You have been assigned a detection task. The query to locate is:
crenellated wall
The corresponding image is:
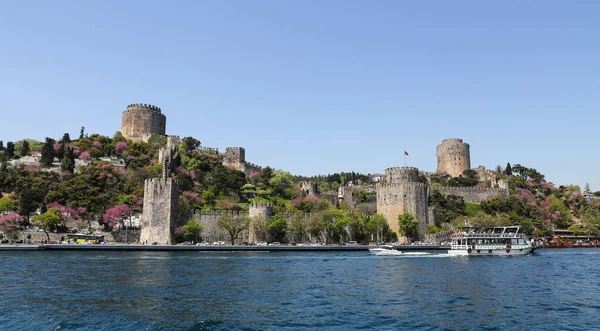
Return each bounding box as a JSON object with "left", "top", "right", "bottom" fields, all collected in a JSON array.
[
  {"left": 121, "top": 103, "right": 166, "bottom": 142},
  {"left": 429, "top": 186, "right": 509, "bottom": 203}
]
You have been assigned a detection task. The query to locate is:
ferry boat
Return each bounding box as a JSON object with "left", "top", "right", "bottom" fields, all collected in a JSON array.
[{"left": 447, "top": 226, "right": 535, "bottom": 256}]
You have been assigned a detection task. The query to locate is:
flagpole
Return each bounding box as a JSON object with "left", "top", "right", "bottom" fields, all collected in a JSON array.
[{"left": 404, "top": 152, "right": 406, "bottom": 167}]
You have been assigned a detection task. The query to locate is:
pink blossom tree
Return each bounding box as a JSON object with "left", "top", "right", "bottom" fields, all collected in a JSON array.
[
  {"left": 115, "top": 142, "right": 128, "bottom": 155},
  {"left": 0, "top": 213, "right": 25, "bottom": 239},
  {"left": 46, "top": 202, "right": 88, "bottom": 231},
  {"left": 79, "top": 150, "right": 91, "bottom": 161},
  {"left": 103, "top": 205, "right": 133, "bottom": 242}
]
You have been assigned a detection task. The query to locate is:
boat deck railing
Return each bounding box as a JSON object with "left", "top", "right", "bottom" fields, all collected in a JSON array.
[
  {"left": 451, "top": 244, "right": 531, "bottom": 251},
  {"left": 453, "top": 232, "right": 523, "bottom": 238}
]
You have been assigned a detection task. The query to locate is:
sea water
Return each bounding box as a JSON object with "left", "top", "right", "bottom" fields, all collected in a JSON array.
[{"left": 0, "top": 249, "right": 598, "bottom": 330}]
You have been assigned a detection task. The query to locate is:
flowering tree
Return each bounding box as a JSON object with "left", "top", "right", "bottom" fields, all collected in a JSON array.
[
  {"left": 79, "top": 150, "right": 91, "bottom": 161},
  {"left": 0, "top": 213, "right": 25, "bottom": 238},
  {"left": 103, "top": 205, "right": 132, "bottom": 242},
  {"left": 115, "top": 142, "right": 128, "bottom": 155},
  {"left": 46, "top": 202, "right": 88, "bottom": 231}
]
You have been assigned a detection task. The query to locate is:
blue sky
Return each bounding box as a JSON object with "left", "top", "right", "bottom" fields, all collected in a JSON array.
[{"left": 1, "top": 1, "right": 598, "bottom": 190}]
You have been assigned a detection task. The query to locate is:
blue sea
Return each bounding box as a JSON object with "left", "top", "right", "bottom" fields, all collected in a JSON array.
[{"left": 0, "top": 249, "right": 599, "bottom": 330}]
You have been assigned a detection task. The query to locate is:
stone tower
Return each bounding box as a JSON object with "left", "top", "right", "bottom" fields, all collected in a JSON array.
[
  {"left": 248, "top": 203, "right": 273, "bottom": 243},
  {"left": 121, "top": 103, "right": 166, "bottom": 142},
  {"left": 223, "top": 147, "right": 245, "bottom": 170},
  {"left": 376, "top": 167, "right": 429, "bottom": 238},
  {"left": 436, "top": 138, "right": 471, "bottom": 177},
  {"left": 301, "top": 182, "right": 318, "bottom": 196},
  {"left": 140, "top": 161, "right": 179, "bottom": 245},
  {"left": 158, "top": 135, "right": 180, "bottom": 172}
]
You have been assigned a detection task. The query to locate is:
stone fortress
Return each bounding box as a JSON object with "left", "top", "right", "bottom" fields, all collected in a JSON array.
[
  {"left": 121, "top": 104, "right": 166, "bottom": 142},
  {"left": 125, "top": 104, "right": 505, "bottom": 244},
  {"left": 121, "top": 103, "right": 260, "bottom": 176},
  {"left": 376, "top": 138, "right": 509, "bottom": 238}
]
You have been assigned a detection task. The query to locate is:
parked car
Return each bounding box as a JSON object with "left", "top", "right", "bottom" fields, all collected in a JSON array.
[
  {"left": 269, "top": 242, "right": 281, "bottom": 246},
  {"left": 345, "top": 241, "right": 357, "bottom": 246},
  {"left": 257, "top": 241, "right": 268, "bottom": 246},
  {"left": 196, "top": 242, "right": 209, "bottom": 246}
]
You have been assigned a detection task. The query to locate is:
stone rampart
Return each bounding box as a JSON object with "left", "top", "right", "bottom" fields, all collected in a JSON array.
[
  {"left": 192, "top": 210, "right": 250, "bottom": 243},
  {"left": 430, "top": 186, "right": 509, "bottom": 203}
]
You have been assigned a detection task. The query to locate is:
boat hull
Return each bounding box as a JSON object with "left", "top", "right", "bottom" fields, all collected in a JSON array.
[{"left": 447, "top": 247, "right": 533, "bottom": 256}]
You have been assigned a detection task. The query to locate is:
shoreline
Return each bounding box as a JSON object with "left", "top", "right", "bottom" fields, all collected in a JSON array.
[{"left": 0, "top": 244, "right": 444, "bottom": 252}]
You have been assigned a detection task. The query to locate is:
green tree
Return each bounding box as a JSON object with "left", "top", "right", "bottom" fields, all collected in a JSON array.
[
  {"left": 61, "top": 147, "right": 76, "bottom": 173},
  {"left": 504, "top": 162, "right": 512, "bottom": 176},
  {"left": 79, "top": 126, "right": 85, "bottom": 139},
  {"left": 308, "top": 209, "right": 343, "bottom": 244},
  {"left": 270, "top": 170, "right": 294, "bottom": 198},
  {"left": 40, "top": 137, "right": 56, "bottom": 167},
  {"left": 0, "top": 140, "right": 3, "bottom": 150},
  {"left": 217, "top": 214, "right": 250, "bottom": 245},
  {"left": 288, "top": 212, "right": 308, "bottom": 243},
  {"left": 254, "top": 166, "right": 274, "bottom": 190},
  {"left": 181, "top": 137, "right": 201, "bottom": 153},
  {"left": 19, "top": 140, "right": 30, "bottom": 157},
  {"left": 17, "top": 183, "right": 36, "bottom": 222},
  {"left": 182, "top": 219, "right": 204, "bottom": 243},
  {"left": 5, "top": 142, "right": 14, "bottom": 159},
  {"left": 61, "top": 133, "right": 71, "bottom": 144},
  {"left": 397, "top": 212, "right": 419, "bottom": 241},
  {"left": 366, "top": 214, "right": 389, "bottom": 242},
  {"left": 201, "top": 190, "right": 217, "bottom": 209},
  {"left": 32, "top": 208, "right": 62, "bottom": 241},
  {"left": 0, "top": 196, "right": 15, "bottom": 214},
  {"left": 429, "top": 191, "right": 466, "bottom": 224},
  {"left": 267, "top": 213, "right": 288, "bottom": 242}
]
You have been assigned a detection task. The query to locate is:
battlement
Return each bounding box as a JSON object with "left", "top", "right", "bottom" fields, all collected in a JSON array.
[
  {"left": 437, "top": 138, "right": 470, "bottom": 149},
  {"left": 126, "top": 103, "right": 162, "bottom": 113},
  {"left": 430, "top": 186, "right": 508, "bottom": 193},
  {"left": 385, "top": 166, "right": 419, "bottom": 172},
  {"left": 377, "top": 182, "right": 428, "bottom": 189},
  {"left": 197, "top": 146, "right": 219, "bottom": 153},
  {"left": 250, "top": 203, "right": 272, "bottom": 208},
  {"left": 225, "top": 147, "right": 245, "bottom": 152},
  {"left": 197, "top": 210, "right": 249, "bottom": 216}
]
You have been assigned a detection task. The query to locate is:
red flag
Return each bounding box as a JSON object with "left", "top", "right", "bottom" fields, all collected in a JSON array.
[{"left": 404, "top": 151, "right": 409, "bottom": 156}]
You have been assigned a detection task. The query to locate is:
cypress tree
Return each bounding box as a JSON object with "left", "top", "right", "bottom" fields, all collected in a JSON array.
[
  {"left": 5, "top": 142, "right": 14, "bottom": 159},
  {"left": 505, "top": 162, "right": 512, "bottom": 176},
  {"left": 0, "top": 140, "right": 4, "bottom": 150},
  {"left": 79, "top": 126, "right": 85, "bottom": 140},
  {"left": 19, "top": 141, "right": 30, "bottom": 157},
  {"left": 61, "top": 147, "right": 76, "bottom": 173},
  {"left": 40, "top": 137, "right": 56, "bottom": 167}
]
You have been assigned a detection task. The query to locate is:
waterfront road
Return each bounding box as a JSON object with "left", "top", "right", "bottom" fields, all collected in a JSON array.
[{"left": 0, "top": 244, "right": 447, "bottom": 252}]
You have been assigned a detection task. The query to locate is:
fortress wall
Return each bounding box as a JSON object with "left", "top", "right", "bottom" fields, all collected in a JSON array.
[
  {"left": 192, "top": 210, "right": 250, "bottom": 243},
  {"left": 430, "top": 186, "right": 509, "bottom": 203}
]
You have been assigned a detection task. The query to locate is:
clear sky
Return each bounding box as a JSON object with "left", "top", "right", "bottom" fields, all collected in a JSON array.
[{"left": 1, "top": 1, "right": 598, "bottom": 190}]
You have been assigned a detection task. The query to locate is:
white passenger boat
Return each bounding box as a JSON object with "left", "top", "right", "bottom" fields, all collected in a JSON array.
[
  {"left": 447, "top": 226, "right": 535, "bottom": 256},
  {"left": 369, "top": 245, "right": 404, "bottom": 256}
]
